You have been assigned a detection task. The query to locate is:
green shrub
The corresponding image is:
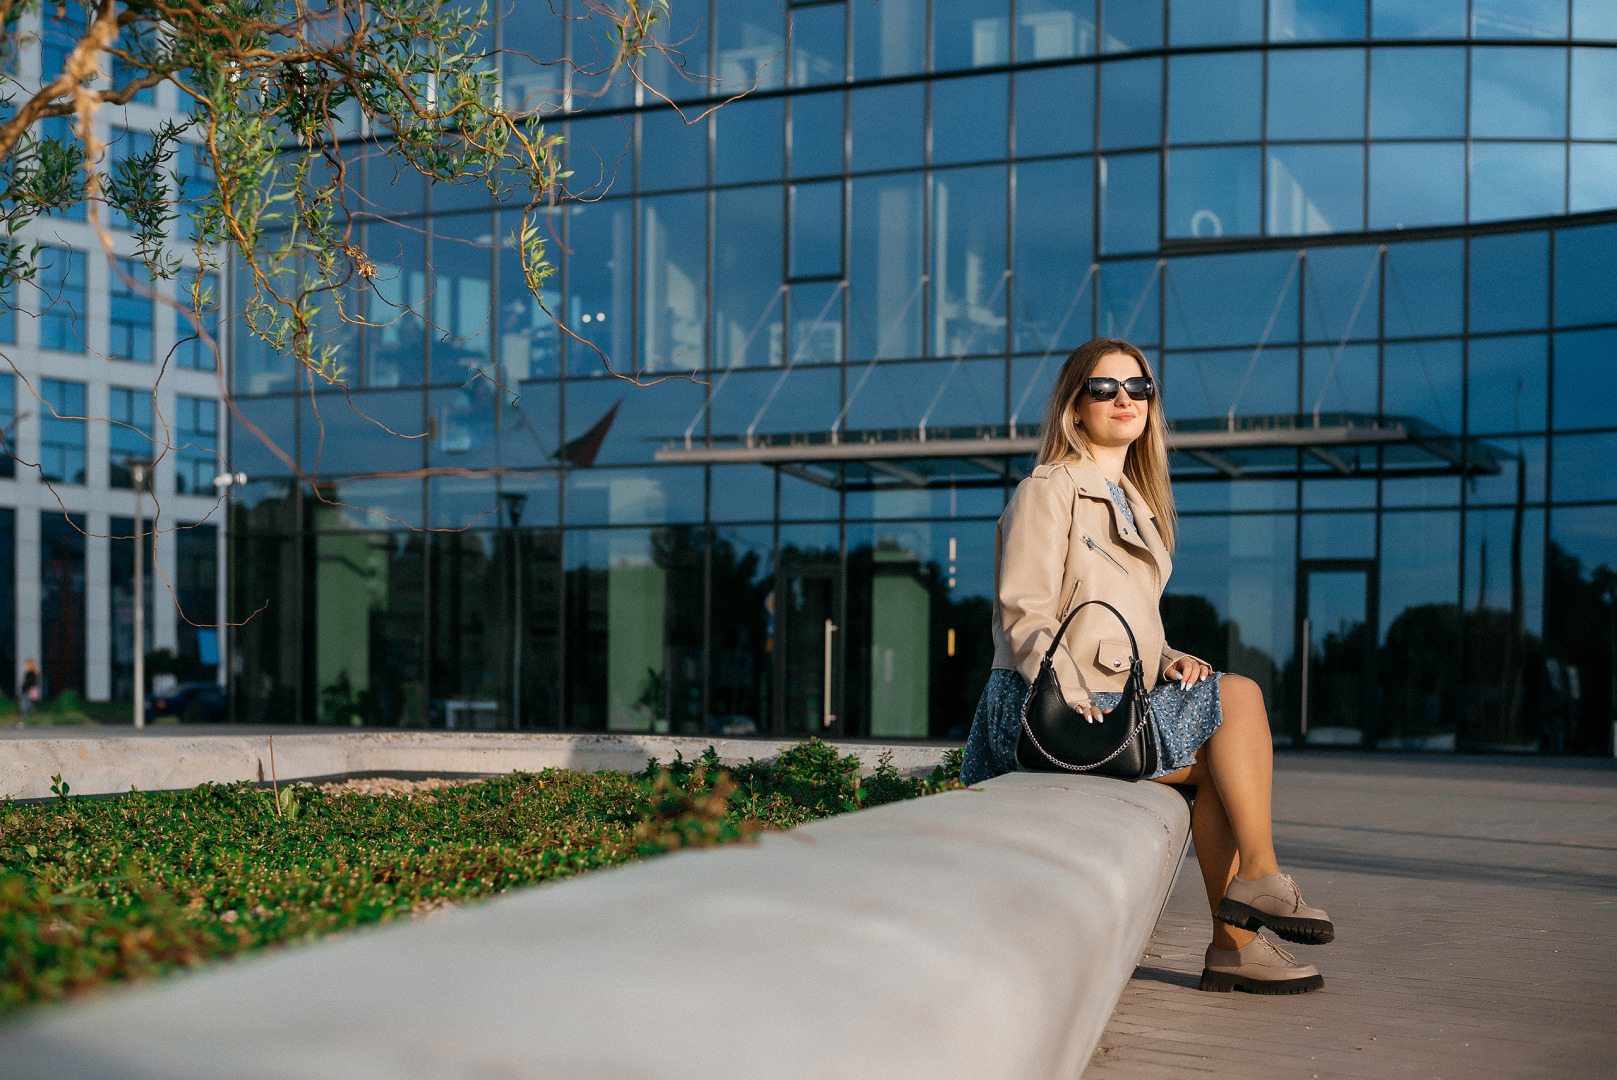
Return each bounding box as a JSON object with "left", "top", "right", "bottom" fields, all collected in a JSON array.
[{"left": 0, "top": 740, "right": 959, "bottom": 1014}]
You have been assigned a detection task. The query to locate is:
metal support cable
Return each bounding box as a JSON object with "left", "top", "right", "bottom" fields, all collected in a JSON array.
[
  {"left": 682, "top": 283, "right": 788, "bottom": 448},
  {"left": 1009, "top": 263, "right": 1098, "bottom": 429},
  {"left": 1226, "top": 250, "right": 1303, "bottom": 429},
  {"left": 744, "top": 281, "right": 847, "bottom": 444},
  {"left": 918, "top": 269, "right": 1011, "bottom": 438},
  {"left": 1311, "top": 246, "right": 1384, "bottom": 426},
  {"left": 831, "top": 274, "right": 929, "bottom": 439}
]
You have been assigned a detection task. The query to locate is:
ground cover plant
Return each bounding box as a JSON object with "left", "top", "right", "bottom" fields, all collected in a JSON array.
[{"left": 0, "top": 741, "right": 961, "bottom": 1015}]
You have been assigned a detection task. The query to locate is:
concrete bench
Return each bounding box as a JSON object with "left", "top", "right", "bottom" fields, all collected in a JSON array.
[{"left": 0, "top": 771, "right": 1191, "bottom": 1080}]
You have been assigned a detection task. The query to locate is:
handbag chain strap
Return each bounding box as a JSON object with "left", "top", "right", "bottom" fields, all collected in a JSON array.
[{"left": 1018, "top": 599, "right": 1156, "bottom": 773}]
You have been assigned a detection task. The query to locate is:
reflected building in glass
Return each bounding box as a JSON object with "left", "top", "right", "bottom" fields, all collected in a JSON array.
[{"left": 229, "top": 0, "right": 1617, "bottom": 754}]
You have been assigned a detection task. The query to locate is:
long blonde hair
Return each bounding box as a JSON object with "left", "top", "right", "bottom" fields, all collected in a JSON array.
[{"left": 1036, "top": 337, "right": 1177, "bottom": 552}]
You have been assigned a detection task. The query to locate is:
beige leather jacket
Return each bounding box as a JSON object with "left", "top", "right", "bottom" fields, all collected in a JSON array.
[{"left": 991, "top": 456, "right": 1198, "bottom": 707}]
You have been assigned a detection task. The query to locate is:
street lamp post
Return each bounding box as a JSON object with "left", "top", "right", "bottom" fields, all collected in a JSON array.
[
  {"left": 212, "top": 471, "right": 248, "bottom": 715},
  {"left": 498, "top": 492, "right": 527, "bottom": 730},
  {"left": 127, "top": 459, "right": 152, "bottom": 729}
]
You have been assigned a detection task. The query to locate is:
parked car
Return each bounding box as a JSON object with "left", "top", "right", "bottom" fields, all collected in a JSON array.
[{"left": 147, "top": 682, "right": 227, "bottom": 723}]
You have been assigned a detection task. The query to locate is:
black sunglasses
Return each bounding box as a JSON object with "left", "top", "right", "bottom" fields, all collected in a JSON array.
[{"left": 1083, "top": 376, "right": 1156, "bottom": 403}]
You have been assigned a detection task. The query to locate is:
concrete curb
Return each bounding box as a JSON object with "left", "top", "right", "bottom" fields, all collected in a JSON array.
[
  {"left": 0, "top": 772, "right": 1191, "bottom": 1080},
  {"left": 0, "top": 731, "right": 959, "bottom": 801}
]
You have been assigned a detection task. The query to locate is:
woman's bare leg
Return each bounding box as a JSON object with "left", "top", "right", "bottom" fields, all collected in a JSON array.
[
  {"left": 1198, "top": 674, "right": 1280, "bottom": 879},
  {"left": 1184, "top": 761, "right": 1257, "bottom": 950}
]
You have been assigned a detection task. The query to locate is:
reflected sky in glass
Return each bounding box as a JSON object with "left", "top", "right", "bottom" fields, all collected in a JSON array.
[
  {"left": 1012, "top": 157, "right": 1093, "bottom": 355},
  {"left": 1552, "top": 328, "right": 1617, "bottom": 432},
  {"left": 1573, "top": 0, "right": 1617, "bottom": 39},
  {"left": 1102, "top": 0, "right": 1162, "bottom": 52},
  {"left": 790, "top": 181, "right": 843, "bottom": 279},
  {"left": 1555, "top": 223, "right": 1617, "bottom": 327},
  {"left": 1165, "top": 250, "right": 1299, "bottom": 349},
  {"left": 1369, "top": 142, "right": 1465, "bottom": 229},
  {"left": 790, "top": 91, "right": 845, "bottom": 178},
  {"left": 1471, "top": 47, "right": 1566, "bottom": 138},
  {"left": 1469, "top": 142, "right": 1565, "bottom": 223},
  {"left": 1380, "top": 337, "right": 1459, "bottom": 431},
  {"left": 1371, "top": 0, "right": 1466, "bottom": 38},
  {"left": 1470, "top": 231, "right": 1549, "bottom": 333},
  {"left": 1469, "top": 334, "right": 1548, "bottom": 434},
  {"left": 1551, "top": 433, "right": 1617, "bottom": 501},
  {"left": 1015, "top": 66, "right": 1095, "bottom": 157},
  {"left": 1268, "top": 145, "right": 1364, "bottom": 235},
  {"left": 1370, "top": 47, "right": 1466, "bottom": 138},
  {"left": 1099, "top": 152, "right": 1159, "bottom": 254},
  {"left": 1383, "top": 239, "right": 1464, "bottom": 337},
  {"left": 715, "top": 97, "right": 784, "bottom": 184},
  {"left": 1167, "top": 146, "right": 1262, "bottom": 238},
  {"left": 1271, "top": 0, "right": 1368, "bottom": 41},
  {"left": 1470, "top": 0, "right": 1567, "bottom": 39},
  {"left": 638, "top": 108, "right": 706, "bottom": 192},
  {"left": 1303, "top": 245, "right": 1383, "bottom": 341},
  {"left": 850, "top": 83, "right": 925, "bottom": 172},
  {"left": 932, "top": 73, "right": 1008, "bottom": 165},
  {"left": 1169, "top": 52, "right": 1262, "bottom": 144},
  {"left": 1268, "top": 49, "right": 1365, "bottom": 141},
  {"left": 1170, "top": 0, "right": 1262, "bottom": 46},
  {"left": 933, "top": 0, "right": 1008, "bottom": 70},
  {"left": 1570, "top": 48, "right": 1617, "bottom": 139},
  {"left": 717, "top": 0, "right": 786, "bottom": 91},
  {"left": 1099, "top": 56, "right": 1161, "bottom": 150},
  {"left": 715, "top": 186, "right": 784, "bottom": 369}
]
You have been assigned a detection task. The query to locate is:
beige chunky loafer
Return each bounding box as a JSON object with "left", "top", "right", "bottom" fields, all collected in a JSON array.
[
  {"left": 1199, "top": 935, "right": 1324, "bottom": 995},
  {"left": 1215, "top": 870, "right": 1335, "bottom": 944}
]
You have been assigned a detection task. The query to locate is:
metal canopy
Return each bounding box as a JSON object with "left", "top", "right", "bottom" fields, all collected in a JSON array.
[{"left": 652, "top": 413, "right": 1508, "bottom": 491}]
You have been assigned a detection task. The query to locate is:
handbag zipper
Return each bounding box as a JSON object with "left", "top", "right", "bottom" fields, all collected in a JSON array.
[{"left": 1083, "top": 535, "right": 1129, "bottom": 574}]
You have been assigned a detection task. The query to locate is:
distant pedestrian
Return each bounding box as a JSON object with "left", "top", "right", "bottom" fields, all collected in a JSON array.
[
  {"left": 18, "top": 658, "right": 40, "bottom": 717},
  {"left": 963, "top": 338, "right": 1334, "bottom": 995}
]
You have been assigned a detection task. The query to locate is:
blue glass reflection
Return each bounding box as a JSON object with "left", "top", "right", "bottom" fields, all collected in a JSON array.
[
  {"left": 1267, "top": 49, "right": 1366, "bottom": 141},
  {"left": 1166, "top": 251, "right": 1300, "bottom": 349},
  {"left": 844, "top": 357, "right": 1005, "bottom": 431},
  {"left": 1098, "top": 260, "right": 1160, "bottom": 343},
  {"left": 565, "top": 466, "right": 705, "bottom": 525},
  {"left": 1303, "top": 477, "right": 1376, "bottom": 509},
  {"left": 1305, "top": 343, "right": 1379, "bottom": 416},
  {"left": 1018, "top": 0, "right": 1097, "bottom": 60},
  {"left": 715, "top": 97, "right": 785, "bottom": 184},
  {"left": 429, "top": 212, "right": 495, "bottom": 386},
  {"left": 1170, "top": 0, "right": 1263, "bottom": 46},
  {"left": 1554, "top": 222, "right": 1617, "bottom": 327},
  {"left": 1015, "top": 67, "right": 1094, "bottom": 157},
  {"left": 1013, "top": 157, "right": 1094, "bottom": 355},
  {"left": 790, "top": 181, "right": 843, "bottom": 279},
  {"left": 1384, "top": 239, "right": 1464, "bottom": 338},
  {"left": 498, "top": 210, "right": 560, "bottom": 381},
  {"left": 638, "top": 108, "right": 707, "bottom": 192},
  {"left": 1469, "top": 334, "right": 1548, "bottom": 434},
  {"left": 1378, "top": 513, "right": 1458, "bottom": 648},
  {"left": 1553, "top": 329, "right": 1617, "bottom": 432},
  {"left": 933, "top": 73, "right": 1008, "bottom": 166},
  {"left": 1162, "top": 348, "right": 1298, "bottom": 420},
  {"left": 498, "top": 379, "right": 561, "bottom": 470},
  {"left": 364, "top": 220, "right": 427, "bottom": 388},
  {"left": 638, "top": 0, "right": 711, "bottom": 104},
  {"left": 565, "top": 377, "right": 705, "bottom": 467},
  {"left": 1100, "top": 57, "right": 1161, "bottom": 151},
  {"left": 716, "top": 186, "right": 785, "bottom": 369},
  {"left": 1167, "top": 147, "right": 1262, "bottom": 239},
  {"left": 230, "top": 397, "right": 296, "bottom": 476},
  {"left": 709, "top": 464, "right": 775, "bottom": 522},
  {"left": 853, "top": 0, "right": 924, "bottom": 79},
  {"left": 1268, "top": 145, "right": 1365, "bottom": 235},
  {"left": 1470, "top": 232, "right": 1549, "bottom": 333},
  {"left": 565, "top": 199, "right": 633, "bottom": 376},
  {"left": 429, "top": 383, "right": 498, "bottom": 469},
  {"left": 1470, "top": 0, "right": 1567, "bottom": 39},
  {"left": 789, "top": 0, "right": 844, "bottom": 87},
  {"left": 1380, "top": 338, "right": 1460, "bottom": 431},
  {"left": 1370, "top": 47, "right": 1466, "bottom": 138},
  {"left": 1303, "top": 246, "right": 1383, "bottom": 342},
  {"left": 1469, "top": 143, "right": 1565, "bottom": 223},
  {"left": 1467, "top": 438, "right": 1545, "bottom": 504},
  {"left": 566, "top": 116, "right": 634, "bottom": 198},
  {"left": 791, "top": 91, "right": 845, "bottom": 178},
  {"left": 1570, "top": 48, "right": 1617, "bottom": 139},
  {"left": 498, "top": 0, "right": 564, "bottom": 113},
  {"left": 850, "top": 83, "right": 925, "bottom": 173},
  {"left": 711, "top": 365, "right": 842, "bottom": 438},
  {"left": 789, "top": 281, "right": 845, "bottom": 365},
  {"left": 934, "top": 0, "right": 1008, "bottom": 70},
  {"left": 1099, "top": 152, "right": 1159, "bottom": 255},
  {"left": 1302, "top": 512, "right": 1375, "bottom": 557},
  {"left": 1102, "top": 0, "right": 1162, "bottom": 51},
  {"left": 302, "top": 391, "right": 425, "bottom": 476},
  {"left": 1570, "top": 142, "right": 1617, "bottom": 214},
  {"left": 931, "top": 167, "right": 1008, "bottom": 358},
  {"left": 641, "top": 193, "right": 707, "bottom": 374},
  {"left": 1471, "top": 47, "right": 1567, "bottom": 138},
  {"left": 1369, "top": 143, "right": 1465, "bottom": 229},
  {"left": 849, "top": 173, "right": 924, "bottom": 360},
  {"left": 1552, "top": 433, "right": 1617, "bottom": 502},
  {"left": 1271, "top": 0, "right": 1368, "bottom": 40},
  {"left": 1370, "top": 0, "right": 1466, "bottom": 38},
  {"left": 1573, "top": 0, "right": 1617, "bottom": 40},
  {"left": 1168, "top": 53, "right": 1262, "bottom": 144},
  {"left": 717, "top": 0, "right": 787, "bottom": 91}
]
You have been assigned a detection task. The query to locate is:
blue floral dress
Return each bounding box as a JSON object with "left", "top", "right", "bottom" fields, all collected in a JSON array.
[{"left": 962, "top": 480, "right": 1224, "bottom": 786}]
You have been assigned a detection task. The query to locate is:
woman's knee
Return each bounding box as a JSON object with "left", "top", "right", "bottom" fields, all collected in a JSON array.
[{"left": 1218, "top": 673, "right": 1264, "bottom": 713}]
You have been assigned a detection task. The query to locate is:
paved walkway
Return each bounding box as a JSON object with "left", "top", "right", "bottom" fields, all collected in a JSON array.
[{"left": 1089, "top": 752, "right": 1617, "bottom": 1080}]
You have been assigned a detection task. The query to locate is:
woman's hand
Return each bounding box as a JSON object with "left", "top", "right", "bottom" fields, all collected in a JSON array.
[
  {"left": 1165, "top": 656, "right": 1214, "bottom": 690},
  {"left": 1080, "top": 701, "right": 1112, "bottom": 724}
]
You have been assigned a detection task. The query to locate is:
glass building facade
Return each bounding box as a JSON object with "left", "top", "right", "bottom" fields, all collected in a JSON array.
[{"left": 229, "top": 1, "right": 1617, "bottom": 754}]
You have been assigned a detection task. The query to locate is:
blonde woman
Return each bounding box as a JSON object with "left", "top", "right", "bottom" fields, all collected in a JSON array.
[{"left": 962, "top": 337, "right": 1333, "bottom": 995}]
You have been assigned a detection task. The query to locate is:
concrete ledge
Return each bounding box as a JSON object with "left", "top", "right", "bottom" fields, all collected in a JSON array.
[
  {"left": 0, "top": 771, "right": 1190, "bottom": 1080},
  {"left": 0, "top": 731, "right": 958, "bottom": 801}
]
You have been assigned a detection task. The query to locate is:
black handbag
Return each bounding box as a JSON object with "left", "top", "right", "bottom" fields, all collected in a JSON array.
[{"left": 1015, "top": 599, "right": 1158, "bottom": 781}]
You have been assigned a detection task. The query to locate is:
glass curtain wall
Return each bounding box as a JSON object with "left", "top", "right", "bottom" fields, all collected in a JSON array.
[{"left": 227, "top": 1, "right": 1617, "bottom": 753}]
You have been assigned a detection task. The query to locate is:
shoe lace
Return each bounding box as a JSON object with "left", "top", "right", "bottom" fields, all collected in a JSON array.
[
  {"left": 1259, "top": 936, "right": 1298, "bottom": 965},
  {"left": 1279, "top": 873, "right": 1302, "bottom": 912}
]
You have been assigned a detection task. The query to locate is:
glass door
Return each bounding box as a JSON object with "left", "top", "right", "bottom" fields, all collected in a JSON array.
[
  {"left": 775, "top": 569, "right": 841, "bottom": 736},
  {"left": 1299, "top": 562, "right": 1376, "bottom": 747}
]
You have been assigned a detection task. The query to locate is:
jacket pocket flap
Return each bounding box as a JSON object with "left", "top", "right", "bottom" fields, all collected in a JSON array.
[{"left": 1095, "top": 637, "right": 1134, "bottom": 673}]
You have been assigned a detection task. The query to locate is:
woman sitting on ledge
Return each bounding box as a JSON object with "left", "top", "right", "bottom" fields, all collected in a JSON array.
[{"left": 962, "top": 336, "right": 1334, "bottom": 996}]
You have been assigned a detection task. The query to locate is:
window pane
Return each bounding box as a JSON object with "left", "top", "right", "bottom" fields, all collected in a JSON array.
[
  {"left": 1553, "top": 432, "right": 1617, "bottom": 501},
  {"left": 230, "top": 397, "right": 296, "bottom": 478},
  {"left": 1302, "top": 511, "right": 1375, "bottom": 557},
  {"left": 566, "top": 116, "right": 633, "bottom": 199},
  {"left": 1385, "top": 338, "right": 1461, "bottom": 431},
  {"left": 1553, "top": 328, "right": 1617, "bottom": 432},
  {"left": 1545, "top": 505, "right": 1617, "bottom": 751},
  {"left": 500, "top": 0, "right": 563, "bottom": 112},
  {"left": 1369, "top": 142, "right": 1465, "bottom": 229},
  {"left": 638, "top": 108, "right": 707, "bottom": 192},
  {"left": 1099, "top": 56, "right": 1161, "bottom": 151},
  {"left": 1472, "top": 46, "right": 1567, "bottom": 138},
  {"left": 931, "top": 167, "right": 1007, "bottom": 358},
  {"left": 641, "top": 193, "right": 707, "bottom": 374},
  {"left": 1469, "top": 142, "right": 1565, "bottom": 223},
  {"left": 1378, "top": 511, "right": 1460, "bottom": 744},
  {"left": 715, "top": 96, "right": 784, "bottom": 184},
  {"left": 639, "top": 0, "right": 710, "bottom": 104},
  {"left": 1013, "top": 157, "right": 1094, "bottom": 355},
  {"left": 789, "top": 180, "right": 842, "bottom": 279},
  {"left": 1102, "top": 1, "right": 1161, "bottom": 51},
  {"left": 364, "top": 221, "right": 427, "bottom": 387},
  {"left": 40, "top": 512, "right": 86, "bottom": 697},
  {"left": 1018, "top": 0, "right": 1097, "bottom": 60},
  {"left": 1015, "top": 66, "right": 1094, "bottom": 157},
  {"left": 852, "top": 0, "right": 924, "bottom": 78},
  {"left": 497, "top": 210, "right": 560, "bottom": 381},
  {"left": 1470, "top": 231, "right": 1549, "bottom": 333},
  {"left": 1267, "top": 48, "right": 1365, "bottom": 140},
  {"left": 1168, "top": 52, "right": 1262, "bottom": 144},
  {"left": 790, "top": 90, "right": 845, "bottom": 178},
  {"left": 1098, "top": 260, "right": 1160, "bottom": 343},
  {"left": 1166, "top": 251, "right": 1299, "bottom": 349},
  {"left": 1555, "top": 222, "right": 1617, "bottom": 327},
  {"left": 849, "top": 173, "right": 924, "bottom": 361},
  {"left": 1370, "top": 47, "right": 1466, "bottom": 137},
  {"left": 1569, "top": 144, "right": 1617, "bottom": 213},
  {"left": 850, "top": 82, "right": 924, "bottom": 172},
  {"left": 932, "top": 73, "right": 1008, "bottom": 166},
  {"left": 1469, "top": 334, "right": 1548, "bottom": 434},
  {"left": 429, "top": 212, "right": 494, "bottom": 385},
  {"left": 1470, "top": 0, "right": 1567, "bottom": 38},
  {"left": 1267, "top": 144, "right": 1364, "bottom": 235},
  {"left": 1271, "top": 0, "right": 1368, "bottom": 40},
  {"left": 789, "top": 0, "right": 844, "bottom": 87},
  {"left": 302, "top": 391, "right": 423, "bottom": 478},
  {"left": 1468, "top": 435, "right": 1545, "bottom": 503},
  {"left": 1304, "top": 245, "right": 1382, "bottom": 342},
  {"left": 1099, "top": 151, "right": 1159, "bottom": 254},
  {"left": 716, "top": 186, "right": 785, "bottom": 370},
  {"left": 565, "top": 199, "right": 633, "bottom": 375},
  {"left": 566, "top": 376, "right": 706, "bottom": 471},
  {"left": 934, "top": 0, "right": 1008, "bottom": 70},
  {"left": 1371, "top": 0, "right": 1466, "bottom": 37},
  {"left": 1163, "top": 347, "right": 1297, "bottom": 419},
  {"left": 175, "top": 396, "right": 220, "bottom": 495},
  {"left": 1384, "top": 239, "right": 1463, "bottom": 337},
  {"left": 1574, "top": 0, "right": 1617, "bottom": 38},
  {"left": 109, "top": 258, "right": 154, "bottom": 363},
  {"left": 1570, "top": 47, "right": 1617, "bottom": 139},
  {"left": 1170, "top": 0, "right": 1263, "bottom": 45},
  {"left": 36, "top": 246, "right": 86, "bottom": 353},
  {"left": 717, "top": 0, "right": 787, "bottom": 92},
  {"left": 1305, "top": 342, "right": 1379, "bottom": 417},
  {"left": 1167, "top": 146, "right": 1262, "bottom": 239}
]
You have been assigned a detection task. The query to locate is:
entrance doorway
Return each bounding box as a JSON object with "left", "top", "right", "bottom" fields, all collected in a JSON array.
[
  {"left": 775, "top": 568, "right": 841, "bottom": 737},
  {"left": 1298, "top": 561, "right": 1377, "bottom": 747}
]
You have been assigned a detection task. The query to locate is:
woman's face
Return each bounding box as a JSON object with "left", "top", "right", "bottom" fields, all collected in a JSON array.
[{"left": 1074, "top": 351, "right": 1150, "bottom": 448}]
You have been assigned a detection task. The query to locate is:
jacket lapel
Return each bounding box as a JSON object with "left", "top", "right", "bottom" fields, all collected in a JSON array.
[
  {"left": 1119, "top": 473, "right": 1173, "bottom": 580},
  {"left": 1063, "top": 458, "right": 1157, "bottom": 561}
]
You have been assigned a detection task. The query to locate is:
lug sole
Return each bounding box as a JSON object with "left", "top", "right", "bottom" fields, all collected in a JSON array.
[
  {"left": 1214, "top": 897, "right": 1335, "bottom": 945},
  {"left": 1199, "top": 968, "right": 1324, "bottom": 995}
]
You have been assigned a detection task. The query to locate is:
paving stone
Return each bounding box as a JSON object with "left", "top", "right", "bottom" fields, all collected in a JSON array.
[{"left": 1087, "top": 751, "right": 1617, "bottom": 1080}]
